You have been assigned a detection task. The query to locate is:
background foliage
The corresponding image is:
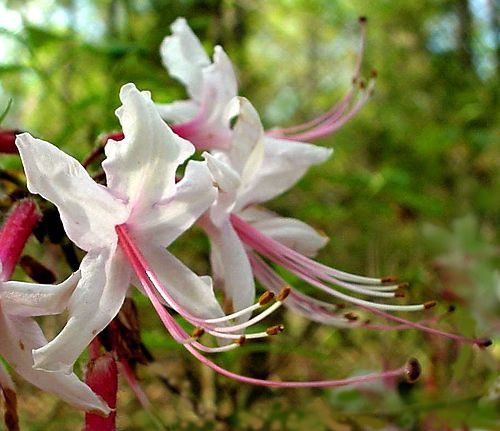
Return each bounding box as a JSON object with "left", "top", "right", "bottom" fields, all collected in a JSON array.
[{"left": 0, "top": 0, "right": 498, "bottom": 429}]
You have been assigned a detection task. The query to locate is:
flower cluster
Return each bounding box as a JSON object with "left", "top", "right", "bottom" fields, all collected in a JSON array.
[{"left": 0, "top": 17, "right": 491, "bottom": 429}]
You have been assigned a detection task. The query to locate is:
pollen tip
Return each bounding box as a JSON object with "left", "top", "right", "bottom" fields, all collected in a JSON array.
[
  {"left": 344, "top": 312, "right": 359, "bottom": 322},
  {"left": 381, "top": 275, "right": 397, "bottom": 283},
  {"left": 370, "top": 69, "right": 378, "bottom": 78},
  {"left": 359, "top": 79, "right": 367, "bottom": 89},
  {"left": 476, "top": 338, "right": 492, "bottom": 348},
  {"left": 191, "top": 327, "right": 205, "bottom": 339},
  {"left": 359, "top": 16, "right": 367, "bottom": 24},
  {"left": 395, "top": 291, "right": 406, "bottom": 298},
  {"left": 277, "top": 286, "right": 291, "bottom": 302},
  {"left": 235, "top": 336, "right": 246, "bottom": 346},
  {"left": 398, "top": 282, "right": 410, "bottom": 289},
  {"left": 266, "top": 324, "right": 285, "bottom": 336},
  {"left": 447, "top": 304, "right": 456, "bottom": 313},
  {"left": 424, "top": 300, "right": 437, "bottom": 310},
  {"left": 259, "top": 291, "right": 275, "bottom": 305},
  {"left": 336, "top": 303, "right": 346, "bottom": 310},
  {"left": 404, "top": 357, "right": 421, "bottom": 383}
]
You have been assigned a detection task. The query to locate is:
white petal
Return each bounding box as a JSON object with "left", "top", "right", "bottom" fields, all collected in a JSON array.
[
  {"left": 16, "top": 134, "right": 128, "bottom": 251},
  {"left": 136, "top": 244, "right": 224, "bottom": 320},
  {"left": 206, "top": 220, "right": 255, "bottom": 320},
  {"left": 133, "top": 160, "right": 216, "bottom": 247},
  {"left": 239, "top": 206, "right": 329, "bottom": 257},
  {"left": 156, "top": 99, "right": 199, "bottom": 123},
  {"left": 223, "top": 97, "right": 264, "bottom": 184},
  {"left": 160, "top": 17, "right": 210, "bottom": 99},
  {"left": 236, "top": 137, "right": 333, "bottom": 209},
  {"left": 0, "top": 271, "right": 80, "bottom": 317},
  {"left": 103, "top": 83, "right": 194, "bottom": 210},
  {"left": 0, "top": 311, "right": 110, "bottom": 414},
  {"left": 204, "top": 152, "right": 241, "bottom": 194},
  {"left": 32, "top": 249, "right": 131, "bottom": 374},
  {"left": 200, "top": 46, "right": 238, "bottom": 125}
]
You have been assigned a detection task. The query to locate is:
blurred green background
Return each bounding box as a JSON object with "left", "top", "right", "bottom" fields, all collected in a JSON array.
[{"left": 0, "top": 0, "right": 498, "bottom": 430}]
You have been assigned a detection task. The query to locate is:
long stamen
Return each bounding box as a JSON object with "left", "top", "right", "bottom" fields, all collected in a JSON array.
[
  {"left": 268, "top": 17, "right": 369, "bottom": 140},
  {"left": 232, "top": 216, "right": 492, "bottom": 347},
  {"left": 116, "top": 224, "right": 423, "bottom": 389}
]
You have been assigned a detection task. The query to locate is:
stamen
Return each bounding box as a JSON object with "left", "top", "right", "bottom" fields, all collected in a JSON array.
[
  {"left": 266, "top": 324, "right": 285, "bottom": 336},
  {"left": 116, "top": 224, "right": 423, "bottom": 390},
  {"left": 404, "top": 358, "right": 421, "bottom": 383}
]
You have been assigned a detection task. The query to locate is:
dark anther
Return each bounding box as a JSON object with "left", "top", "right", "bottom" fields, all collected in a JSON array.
[{"left": 405, "top": 357, "right": 421, "bottom": 383}]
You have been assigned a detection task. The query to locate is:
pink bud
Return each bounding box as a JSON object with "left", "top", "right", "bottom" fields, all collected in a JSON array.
[
  {"left": 0, "top": 200, "right": 41, "bottom": 281},
  {"left": 84, "top": 353, "right": 118, "bottom": 431}
]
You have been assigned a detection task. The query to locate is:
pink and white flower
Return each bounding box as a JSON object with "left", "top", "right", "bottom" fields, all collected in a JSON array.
[
  {"left": 0, "top": 200, "right": 110, "bottom": 415},
  {"left": 157, "top": 17, "right": 373, "bottom": 151},
  {"left": 15, "top": 83, "right": 222, "bottom": 375}
]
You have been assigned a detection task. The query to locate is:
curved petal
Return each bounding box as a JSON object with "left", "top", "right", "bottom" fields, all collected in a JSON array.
[
  {"left": 156, "top": 99, "right": 199, "bottom": 123},
  {"left": 200, "top": 46, "right": 238, "bottom": 126},
  {"left": 222, "top": 97, "right": 264, "bottom": 182},
  {"left": 239, "top": 206, "right": 329, "bottom": 257},
  {"left": 136, "top": 243, "right": 224, "bottom": 320},
  {"left": 134, "top": 160, "right": 216, "bottom": 247},
  {"left": 0, "top": 271, "right": 80, "bottom": 317},
  {"left": 205, "top": 220, "right": 255, "bottom": 321},
  {"left": 0, "top": 310, "right": 110, "bottom": 414},
  {"left": 32, "top": 249, "right": 131, "bottom": 374},
  {"left": 236, "top": 137, "right": 333, "bottom": 209},
  {"left": 160, "top": 17, "right": 210, "bottom": 100},
  {"left": 103, "top": 83, "right": 194, "bottom": 210},
  {"left": 16, "top": 133, "right": 127, "bottom": 251}
]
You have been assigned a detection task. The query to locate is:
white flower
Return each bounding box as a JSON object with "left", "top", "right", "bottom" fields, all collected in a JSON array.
[{"left": 16, "top": 83, "right": 222, "bottom": 374}]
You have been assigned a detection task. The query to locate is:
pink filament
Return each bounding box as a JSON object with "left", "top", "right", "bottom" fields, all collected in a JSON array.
[
  {"left": 231, "top": 215, "right": 489, "bottom": 347},
  {"left": 115, "top": 223, "right": 410, "bottom": 389}
]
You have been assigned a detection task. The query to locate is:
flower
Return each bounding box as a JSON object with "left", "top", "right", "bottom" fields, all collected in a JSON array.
[
  {"left": 15, "top": 83, "right": 222, "bottom": 375},
  {"left": 156, "top": 17, "right": 374, "bottom": 151},
  {"left": 199, "top": 96, "right": 490, "bottom": 347},
  {"left": 0, "top": 199, "right": 110, "bottom": 416}
]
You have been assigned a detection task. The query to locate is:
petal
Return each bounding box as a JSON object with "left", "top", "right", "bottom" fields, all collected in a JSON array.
[
  {"left": 133, "top": 160, "right": 216, "bottom": 247},
  {"left": 0, "top": 311, "right": 110, "bottom": 414},
  {"left": 236, "top": 137, "right": 333, "bottom": 209},
  {"left": 239, "top": 206, "right": 329, "bottom": 257},
  {"left": 156, "top": 99, "right": 199, "bottom": 123},
  {"left": 205, "top": 220, "right": 255, "bottom": 320},
  {"left": 0, "top": 271, "right": 80, "bottom": 317},
  {"left": 160, "top": 17, "right": 210, "bottom": 100},
  {"left": 136, "top": 243, "right": 224, "bottom": 320},
  {"left": 204, "top": 152, "right": 241, "bottom": 194},
  {"left": 223, "top": 97, "right": 264, "bottom": 183},
  {"left": 103, "top": 83, "right": 194, "bottom": 210},
  {"left": 199, "top": 46, "right": 238, "bottom": 126},
  {"left": 16, "top": 133, "right": 127, "bottom": 251},
  {"left": 32, "top": 249, "right": 131, "bottom": 374}
]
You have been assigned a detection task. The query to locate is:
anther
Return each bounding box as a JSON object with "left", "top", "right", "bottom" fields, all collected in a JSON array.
[
  {"left": 359, "top": 80, "right": 366, "bottom": 90},
  {"left": 266, "top": 324, "right": 285, "bottom": 336},
  {"left": 277, "top": 286, "right": 291, "bottom": 302},
  {"left": 398, "top": 282, "right": 410, "bottom": 289},
  {"left": 424, "top": 301, "right": 437, "bottom": 310},
  {"left": 404, "top": 357, "right": 421, "bottom": 383},
  {"left": 395, "top": 291, "right": 406, "bottom": 298},
  {"left": 476, "top": 338, "right": 492, "bottom": 348},
  {"left": 191, "top": 328, "right": 205, "bottom": 339},
  {"left": 381, "top": 276, "right": 397, "bottom": 283},
  {"left": 370, "top": 69, "right": 378, "bottom": 78},
  {"left": 447, "top": 305, "right": 456, "bottom": 313},
  {"left": 336, "top": 303, "right": 346, "bottom": 309},
  {"left": 359, "top": 16, "right": 367, "bottom": 24},
  {"left": 259, "top": 291, "right": 275, "bottom": 305},
  {"left": 235, "top": 336, "right": 246, "bottom": 346},
  {"left": 344, "top": 312, "right": 359, "bottom": 321}
]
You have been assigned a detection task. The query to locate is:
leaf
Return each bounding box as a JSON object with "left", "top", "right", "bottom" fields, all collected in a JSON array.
[{"left": 0, "top": 99, "right": 13, "bottom": 125}]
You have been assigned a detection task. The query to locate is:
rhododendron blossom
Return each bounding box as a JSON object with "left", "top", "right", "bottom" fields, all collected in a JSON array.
[
  {"left": 0, "top": 200, "right": 110, "bottom": 416},
  {"left": 156, "top": 17, "right": 374, "bottom": 150},
  {"left": 16, "top": 83, "right": 222, "bottom": 375}
]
